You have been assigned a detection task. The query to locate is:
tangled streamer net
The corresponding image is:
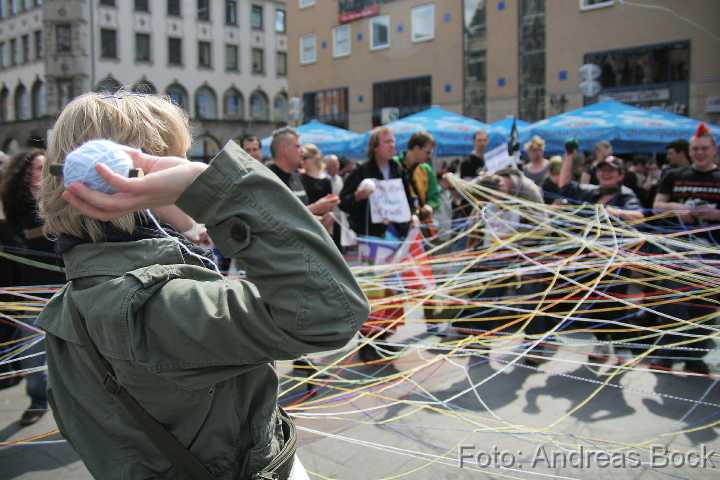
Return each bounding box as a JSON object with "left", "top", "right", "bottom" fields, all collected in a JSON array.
[{"left": 1, "top": 175, "right": 719, "bottom": 477}]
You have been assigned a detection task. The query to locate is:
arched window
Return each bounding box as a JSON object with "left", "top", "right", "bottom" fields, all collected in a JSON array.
[
  {"left": 0, "top": 87, "right": 9, "bottom": 122},
  {"left": 273, "top": 92, "right": 288, "bottom": 122},
  {"left": 31, "top": 80, "right": 46, "bottom": 118},
  {"left": 249, "top": 90, "right": 269, "bottom": 121},
  {"left": 14, "top": 83, "right": 30, "bottom": 121},
  {"left": 131, "top": 79, "right": 157, "bottom": 94},
  {"left": 166, "top": 82, "right": 189, "bottom": 111},
  {"left": 195, "top": 86, "right": 217, "bottom": 120},
  {"left": 188, "top": 134, "right": 221, "bottom": 163},
  {"left": 95, "top": 75, "right": 122, "bottom": 93},
  {"left": 223, "top": 88, "right": 244, "bottom": 120}
]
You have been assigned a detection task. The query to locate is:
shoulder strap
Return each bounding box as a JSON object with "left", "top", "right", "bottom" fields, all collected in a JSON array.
[{"left": 66, "top": 287, "right": 214, "bottom": 480}]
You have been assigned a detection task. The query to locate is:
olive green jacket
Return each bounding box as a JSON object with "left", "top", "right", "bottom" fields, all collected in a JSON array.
[{"left": 38, "top": 141, "right": 369, "bottom": 479}]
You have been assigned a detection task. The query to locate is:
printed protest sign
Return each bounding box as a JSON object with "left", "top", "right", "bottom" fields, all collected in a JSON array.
[
  {"left": 484, "top": 143, "right": 516, "bottom": 174},
  {"left": 369, "top": 178, "right": 412, "bottom": 224}
]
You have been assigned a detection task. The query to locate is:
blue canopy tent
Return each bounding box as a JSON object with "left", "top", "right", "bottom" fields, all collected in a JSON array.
[
  {"left": 260, "top": 120, "right": 362, "bottom": 158},
  {"left": 489, "top": 117, "right": 530, "bottom": 139},
  {"left": 523, "top": 100, "right": 720, "bottom": 154},
  {"left": 349, "top": 106, "right": 502, "bottom": 158}
]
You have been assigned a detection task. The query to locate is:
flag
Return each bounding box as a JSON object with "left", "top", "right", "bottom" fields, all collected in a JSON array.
[
  {"left": 507, "top": 117, "right": 519, "bottom": 156},
  {"left": 392, "top": 228, "right": 435, "bottom": 290}
]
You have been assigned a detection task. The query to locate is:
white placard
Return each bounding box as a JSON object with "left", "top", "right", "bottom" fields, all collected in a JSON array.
[
  {"left": 706, "top": 96, "right": 720, "bottom": 114},
  {"left": 484, "top": 143, "right": 515, "bottom": 174},
  {"left": 369, "top": 178, "right": 412, "bottom": 224}
]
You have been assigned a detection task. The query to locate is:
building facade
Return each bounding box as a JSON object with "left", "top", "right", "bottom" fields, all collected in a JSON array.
[
  {"left": 288, "top": 0, "right": 464, "bottom": 132},
  {"left": 288, "top": 0, "right": 719, "bottom": 135},
  {"left": 476, "top": 0, "right": 720, "bottom": 123},
  {"left": 0, "top": 0, "right": 289, "bottom": 159}
]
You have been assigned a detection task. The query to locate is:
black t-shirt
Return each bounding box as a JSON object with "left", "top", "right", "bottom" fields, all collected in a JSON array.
[
  {"left": 541, "top": 177, "right": 562, "bottom": 204},
  {"left": 656, "top": 166, "right": 720, "bottom": 244},
  {"left": 460, "top": 154, "right": 484, "bottom": 179},
  {"left": 657, "top": 166, "right": 720, "bottom": 212},
  {"left": 268, "top": 164, "right": 309, "bottom": 205},
  {"left": 301, "top": 174, "right": 332, "bottom": 205}
]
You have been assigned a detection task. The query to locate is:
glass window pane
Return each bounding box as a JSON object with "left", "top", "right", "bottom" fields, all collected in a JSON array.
[
  {"left": 197, "top": 0, "right": 210, "bottom": 20},
  {"left": 56, "top": 24, "right": 71, "bottom": 53},
  {"left": 275, "top": 9, "right": 286, "bottom": 33},
  {"left": 225, "top": 44, "right": 238, "bottom": 70},
  {"left": 371, "top": 16, "right": 389, "bottom": 49},
  {"left": 412, "top": 5, "right": 434, "bottom": 42},
  {"left": 333, "top": 25, "right": 350, "bottom": 57},
  {"left": 225, "top": 0, "right": 237, "bottom": 25},
  {"left": 251, "top": 5, "right": 263, "bottom": 30}
]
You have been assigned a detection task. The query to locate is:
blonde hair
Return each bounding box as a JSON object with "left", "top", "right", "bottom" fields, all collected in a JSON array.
[
  {"left": 302, "top": 143, "right": 323, "bottom": 173},
  {"left": 39, "top": 91, "right": 192, "bottom": 242},
  {"left": 548, "top": 155, "right": 563, "bottom": 176},
  {"left": 524, "top": 135, "right": 545, "bottom": 152}
]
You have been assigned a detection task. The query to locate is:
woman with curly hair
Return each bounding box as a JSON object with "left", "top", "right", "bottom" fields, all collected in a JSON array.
[
  {"left": 1, "top": 149, "right": 65, "bottom": 285},
  {"left": 0, "top": 149, "right": 64, "bottom": 426}
]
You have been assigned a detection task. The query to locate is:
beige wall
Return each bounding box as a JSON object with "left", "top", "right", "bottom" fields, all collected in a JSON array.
[
  {"left": 482, "top": 0, "right": 720, "bottom": 123},
  {"left": 290, "top": 0, "right": 719, "bottom": 128},
  {"left": 485, "top": 0, "right": 519, "bottom": 122},
  {"left": 545, "top": 0, "right": 720, "bottom": 122},
  {"left": 288, "top": 0, "right": 463, "bottom": 132}
]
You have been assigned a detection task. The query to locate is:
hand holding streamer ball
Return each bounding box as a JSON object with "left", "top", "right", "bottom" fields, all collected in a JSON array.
[
  {"left": 61, "top": 140, "right": 135, "bottom": 193},
  {"left": 358, "top": 178, "right": 376, "bottom": 195},
  {"left": 58, "top": 139, "right": 221, "bottom": 273}
]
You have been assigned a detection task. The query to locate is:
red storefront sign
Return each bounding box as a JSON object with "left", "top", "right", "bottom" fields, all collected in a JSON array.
[{"left": 339, "top": 4, "right": 380, "bottom": 24}]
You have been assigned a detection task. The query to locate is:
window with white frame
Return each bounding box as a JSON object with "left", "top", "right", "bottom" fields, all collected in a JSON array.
[
  {"left": 135, "top": 33, "right": 151, "bottom": 62},
  {"left": 300, "top": 34, "right": 316, "bottom": 64},
  {"left": 411, "top": 4, "right": 434, "bottom": 42},
  {"left": 370, "top": 15, "right": 390, "bottom": 50},
  {"left": 332, "top": 25, "right": 350, "bottom": 58},
  {"left": 579, "top": 0, "right": 614, "bottom": 11},
  {"left": 299, "top": 0, "right": 315, "bottom": 8}
]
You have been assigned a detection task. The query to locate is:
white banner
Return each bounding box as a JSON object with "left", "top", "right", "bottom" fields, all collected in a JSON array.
[
  {"left": 484, "top": 143, "right": 515, "bottom": 174},
  {"left": 369, "top": 178, "right": 412, "bottom": 224}
]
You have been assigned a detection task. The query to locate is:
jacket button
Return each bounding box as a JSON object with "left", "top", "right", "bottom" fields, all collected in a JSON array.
[{"left": 230, "top": 221, "right": 249, "bottom": 243}]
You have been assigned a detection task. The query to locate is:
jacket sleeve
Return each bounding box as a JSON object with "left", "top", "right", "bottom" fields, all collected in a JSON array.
[
  {"left": 339, "top": 166, "right": 363, "bottom": 214},
  {"left": 157, "top": 141, "right": 368, "bottom": 365},
  {"left": 423, "top": 164, "right": 441, "bottom": 210}
]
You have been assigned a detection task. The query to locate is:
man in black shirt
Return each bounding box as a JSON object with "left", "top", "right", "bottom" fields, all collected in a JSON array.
[
  {"left": 460, "top": 129, "right": 488, "bottom": 180},
  {"left": 559, "top": 152, "right": 644, "bottom": 364},
  {"left": 559, "top": 154, "right": 644, "bottom": 222},
  {"left": 655, "top": 130, "right": 720, "bottom": 228},
  {"left": 664, "top": 139, "right": 690, "bottom": 173},
  {"left": 339, "top": 127, "right": 413, "bottom": 361},
  {"left": 651, "top": 126, "right": 718, "bottom": 374},
  {"left": 339, "top": 127, "right": 413, "bottom": 238},
  {"left": 268, "top": 127, "right": 338, "bottom": 219},
  {"left": 239, "top": 134, "right": 263, "bottom": 163}
]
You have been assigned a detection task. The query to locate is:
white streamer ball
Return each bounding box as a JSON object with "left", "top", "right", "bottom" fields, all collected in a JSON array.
[
  {"left": 63, "top": 139, "right": 133, "bottom": 193},
  {"left": 358, "top": 178, "right": 376, "bottom": 194}
]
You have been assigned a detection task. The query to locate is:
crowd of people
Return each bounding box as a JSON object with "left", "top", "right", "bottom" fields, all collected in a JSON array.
[
  {"left": 229, "top": 122, "right": 718, "bottom": 373},
  {"left": 436, "top": 125, "right": 718, "bottom": 375}
]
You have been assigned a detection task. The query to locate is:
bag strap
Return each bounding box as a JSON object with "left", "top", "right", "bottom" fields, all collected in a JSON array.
[{"left": 66, "top": 286, "right": 214, "bottom": 480}]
